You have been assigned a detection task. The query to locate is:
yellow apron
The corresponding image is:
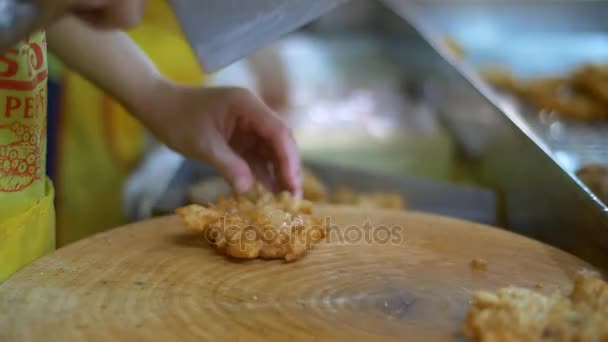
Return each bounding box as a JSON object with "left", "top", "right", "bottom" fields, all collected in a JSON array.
[
  {"left": 0, "top": 31, "right": 55, "bottom": 282},
  {"left": 55, "top": 0, "right": 205, "bottom": 246}
]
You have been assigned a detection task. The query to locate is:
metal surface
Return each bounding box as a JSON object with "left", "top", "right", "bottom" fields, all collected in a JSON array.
[
  {"left": 399, "top": 0, "right": 608, "bottom": 175},
  {"left": 169, "top": 0, "right": 349, "bottom": 72},
  {"left": 381, "top": 0, "right": 608, "bottom": 269},
  {"left": 151, "top": 160, "right": 497, "bottom": 226}
]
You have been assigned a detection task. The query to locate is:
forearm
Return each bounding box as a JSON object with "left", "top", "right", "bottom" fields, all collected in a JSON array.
[{"left": 46, "top": 16, "right": 163, "bottom": 116}]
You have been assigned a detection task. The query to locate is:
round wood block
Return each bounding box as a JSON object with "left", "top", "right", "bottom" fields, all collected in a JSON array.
[{"left": 0, "top": 206, "right": 592, "bottom": 341}]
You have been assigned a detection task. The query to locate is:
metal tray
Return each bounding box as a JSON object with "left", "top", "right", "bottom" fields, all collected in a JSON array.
[
  {"left": 402, "top": 0, "right": 608, "bottom": 173},
  {"left": 382, "top": 0, "right": 608, "bottom": 268}
]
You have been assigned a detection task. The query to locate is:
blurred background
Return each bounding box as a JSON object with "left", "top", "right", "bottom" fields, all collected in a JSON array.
[{"left": 45, "top": 0, "right": 608, "bottom": 268}]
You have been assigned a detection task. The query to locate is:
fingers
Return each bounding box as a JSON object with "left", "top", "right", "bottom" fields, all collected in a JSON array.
[
  {"left": 262, "top": 122, "right": 302, "bottom": 197},
  {"left": 72, "top": 0, "right": 147, "bottom": 29},
  {"left": 206, "top": 133, "right": 254, "bottom": 194},
  {"left": 245, "top": 155, "right": 277, "bottom": 193},
  {"left": 233, "top": 92, "right": 302, "bottom": 196}
]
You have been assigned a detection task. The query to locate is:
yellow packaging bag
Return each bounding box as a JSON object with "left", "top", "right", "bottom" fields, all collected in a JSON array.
[
  {"left": 0, "top": 31, "right": 55, "bottom": 282},
  {"left": 56, "top": 0, "right": 205, "bottom": 246}
]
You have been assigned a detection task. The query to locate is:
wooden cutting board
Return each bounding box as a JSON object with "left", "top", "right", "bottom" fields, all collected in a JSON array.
[{"left": 0, "top": 206, "right": 593, "bottom": 341}]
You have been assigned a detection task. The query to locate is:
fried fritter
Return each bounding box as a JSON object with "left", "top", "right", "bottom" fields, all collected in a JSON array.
[
  {"left": 481, "top": 64, "right": 608, "bottom": 121},
  {"left": 358, "top": 192, "right": 405, "bottom": 209},
  {"left": 177, "top": 183, "right": 326, "bottom": 262},
  {"left": 188, "top": 176, "right": 231, "bottom": 205},
  {"left": 464, "top": 270, "right": 608, "bottom": 342},
  {"left": 302, "top": 167, "right": 328, "bottom": 202},
  {"left": 187, "top": 168, "right": 406, "bottom": 211}
]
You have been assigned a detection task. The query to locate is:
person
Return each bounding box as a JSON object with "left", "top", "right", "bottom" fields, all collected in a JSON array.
[
  {"left": 0, "top": 0, "right": 301, "bottom": 282},
  {"left": 49, "top": 0, "right": 292, "bottom": 244}
]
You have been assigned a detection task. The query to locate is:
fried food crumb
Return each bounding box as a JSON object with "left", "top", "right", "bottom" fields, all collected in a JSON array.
[
  {"left": 470, "top": 258, "right": 488, "bottom": 271},
  {"left": 176, "top": 183, "right": 326, "bottom": 262},
  {"left": 464, "top": 270, "right": 608, "bottom": 341}
]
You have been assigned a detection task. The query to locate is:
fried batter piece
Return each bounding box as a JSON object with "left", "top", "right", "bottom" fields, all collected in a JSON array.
[
  {"left": 464, "top": 270, "right": 608, "bottom": 342},
  {"left": 188, "top": 176, "right": 231, "bottom": 205},
  {"left": 478, "top": 65, "right": 518, "bottom": 91},
  {"left": 481, "top": 63, "right": 608, "bottom": 121},
  {"left": 187, "top": 168, "right": 406, "bottom": 210},
  {"left": 176, "top": 183, "right": 326, "bottom": 262},
  {"left": 302, "top": 167, "right": 328, "bottom": 202}
]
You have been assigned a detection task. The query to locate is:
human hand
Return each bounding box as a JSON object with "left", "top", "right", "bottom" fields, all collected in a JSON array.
[
  {"left": 66, "top": 0, "right": 148, "bottom": 29},
  {"left": 133, "top": 81, "right": 302, "bottom": 196},
  {"left": 0, "top": 0, "right": 147, "bottom": 50}
]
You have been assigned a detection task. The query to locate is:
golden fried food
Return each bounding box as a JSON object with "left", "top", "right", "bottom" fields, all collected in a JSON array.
[
  {"left": 332, "top": 186, "right": 405, "bottom": 210},
  {"left": 188, "top": 176, "right": 231, "bottom": 205},
  {"left": 464, "top": 270, "right": 608, "bottom": 342},
  {"left": 302, "top": 167, "right": 328, "bottom": 202},
  {"left": 571, "top": 65, "right": 608, "bottom": 105},
  {"left": 187, "top": 168, "right": 330, "bottom": 205},
  {"left": 186, "top": 168, "right": 406, "bottom": 212},
  {"left": 358, "top": 193, "right": 405, "bottom": 209},
  {"left": 481, "top": 63, "right": 608, "bottom": 121},
  {"left": 331, "top": 186, "right": 359, "bottom": 205},
  {"left": 478, "top": 66, "right": 517, "bottom": 91},
  {"left": 177, "top": 183, "right": 326, "bottom": 262},
  {"left": 470, "top": 258, "right": 488, "bottom": 271}
]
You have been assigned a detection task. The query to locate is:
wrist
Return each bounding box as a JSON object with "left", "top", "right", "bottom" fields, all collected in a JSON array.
[{"left": 127, "top": 74, "right": 175, "bottom": 124}]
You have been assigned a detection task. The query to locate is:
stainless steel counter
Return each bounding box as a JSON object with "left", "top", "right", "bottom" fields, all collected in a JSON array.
[{"left": 383, "top": 0, "right": 608, "bottom": 269}]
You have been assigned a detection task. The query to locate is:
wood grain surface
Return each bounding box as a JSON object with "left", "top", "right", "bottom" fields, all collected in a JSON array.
[{"left": 0, "top": 205, "right": 593, "bottom": 341}]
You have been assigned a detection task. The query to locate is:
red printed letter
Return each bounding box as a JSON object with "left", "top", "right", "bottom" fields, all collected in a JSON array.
[
  {"left": 24, "top": 97, "right": 34, "bottom": 118},
  {"left": 0, "top": 50, "right": 19, "bottom": 78},
  {"left": 28, "top": 43, "right": 44, "bottom": 72},
  {"left": 5, "top": 96, "right": 21, "bottom": 118}
]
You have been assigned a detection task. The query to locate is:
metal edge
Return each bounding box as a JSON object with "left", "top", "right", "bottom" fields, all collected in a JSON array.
[
  {"left": 391, "top": 1, "right": 608, "bottom": 214},
  {"left": 380, "top": 0, "right": 608, "bottom": 268}
]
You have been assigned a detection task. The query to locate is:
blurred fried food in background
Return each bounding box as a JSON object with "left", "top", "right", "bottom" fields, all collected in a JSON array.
[
  {"left": 302, "top": 168, "right": 328, "bottom": 202},
  {"left": 188, "top": 167, "right": 407, "bottom": 210},
  {"left": 481, "top": 64, "right": 608, "bottom": 121},
  {"left": 332, "top": 186, "right": 404, "bottom": 209}
]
